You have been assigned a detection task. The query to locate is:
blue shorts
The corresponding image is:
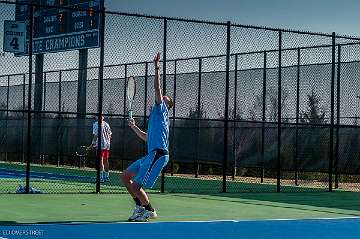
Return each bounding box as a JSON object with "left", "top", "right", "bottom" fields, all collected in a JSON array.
[{"left": 127, "top": 149, "right": 169, "bottom": 189}]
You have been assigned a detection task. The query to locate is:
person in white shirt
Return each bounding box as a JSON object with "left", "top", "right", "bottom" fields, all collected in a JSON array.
[{"left": 91, "top": 115, "right": 112, "bottom": 183}]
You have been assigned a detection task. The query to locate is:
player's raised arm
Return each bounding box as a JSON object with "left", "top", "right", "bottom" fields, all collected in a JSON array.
[
  {"left": 153, "top": 52, "right": 163, "bottom": 104},
  {"left": 128, "top": 118, "right": 147, "bottom": 142}
]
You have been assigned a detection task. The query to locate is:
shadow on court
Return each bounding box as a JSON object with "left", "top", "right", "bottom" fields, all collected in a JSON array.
[
  {"left": 0, "top": 221, "right": 18, "bottom": 225},
  {"left": 0, "top": 220, "right": 129, "bottom": 225},
  {"left": 169, "top": 191, "right": 360, "bottom": 215}
]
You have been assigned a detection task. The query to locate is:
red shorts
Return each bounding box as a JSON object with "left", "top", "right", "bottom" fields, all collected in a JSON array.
[{"left": 100, "top": 149, "right": 110, "bottom": 159}]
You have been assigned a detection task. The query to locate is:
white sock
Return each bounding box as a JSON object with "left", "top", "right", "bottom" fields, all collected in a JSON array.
[
  {"left": 101, "top": 171, "right": 104, "bottom": 179},
  {"left": 105, "top": 171, "right": 109, "bottom": 178}
]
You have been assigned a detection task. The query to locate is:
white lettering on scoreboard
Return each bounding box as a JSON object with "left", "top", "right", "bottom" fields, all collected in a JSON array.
[
  {"left": 45, "top": 34, "right": 86, "bottom": 51},
  {"left": 27, "top": 34, "right": 88, "bottom": 53}
]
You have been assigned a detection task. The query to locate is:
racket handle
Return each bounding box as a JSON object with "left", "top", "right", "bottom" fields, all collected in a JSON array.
[{"left": 129, "top": 110, "right": 133, "bottom": 119}]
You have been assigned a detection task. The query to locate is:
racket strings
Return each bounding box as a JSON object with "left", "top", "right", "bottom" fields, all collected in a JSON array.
[{"left": 127, "top": 76, "right": 136, "bottom": 118}]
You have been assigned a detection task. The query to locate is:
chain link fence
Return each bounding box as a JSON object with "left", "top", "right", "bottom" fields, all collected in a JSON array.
[{"left": 0, "top": 1, "right": 359, "bottom": 194}]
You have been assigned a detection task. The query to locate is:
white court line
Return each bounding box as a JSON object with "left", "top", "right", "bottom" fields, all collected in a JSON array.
[
  {"left": 125, "top": 216, "right": 360, "bottom": 224},
  {"left": 27, "top": 216, "right": 360, "bottom": 226}
]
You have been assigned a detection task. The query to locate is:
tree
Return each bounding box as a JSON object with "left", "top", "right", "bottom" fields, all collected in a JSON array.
[
  {"left": 230, "top": 105, "right": 244, "bottom": 120},
  {"left": 173, "top": 104, "right": 225, "bottom": 175},
  {"left": 249, "top": 95, "right": 262, "bottom": 121},
  {"left": 245, "top": 87, "right": 289, "bottom": 122},
  {"left": 267, "top": 87, "right": 289, "bottom": 122},
  {"left": 297, "top": 90, "right": 328, "bottom": 173},
  {"left": 217, "top": 105, "right": 244, "bottom": 120},
  {"left": 106, "top": 102, "right": 116, "bottom": 118},
  {"left": 353, "top": 117, "right": 359, "bottom": 126},
  {"left": 188, "top": 103, "right": 207, "bottom": 119},
  {"left": 0, "top": 102, "right": 6, "bottom": 119},
  {"left": 300, "top": 90, "right": 326, "bottom": 124},
  {"left": 354, "top": 96, "right": 360, "bottom": 126}
]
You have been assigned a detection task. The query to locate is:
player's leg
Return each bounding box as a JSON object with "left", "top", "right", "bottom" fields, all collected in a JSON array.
[
  {"left": 133, "top": 149, "right": 169, "bottom": 222},
  {"left": 122, "top": 158, "right": 147, "bottom": 221},
  {"left": 123, "top": 163, "right": 151, "bottom": 204},
  {"left": 122, "top": 157, "right": 142, "bottom": 198},
  {"left": 121, "top": 169, "right": 137, "bottom": 198},
  {"left": 129, "top": 151, "right": 157, "bottom": 205},
  {"left": 130, "top": 181, "right": 151, "bottom": 207},
  {"left": 103, "top": 150, "right": 110, "bottom": 182},
  {"left": 100, "top": 152, "right": 105, "bottom": 183}
]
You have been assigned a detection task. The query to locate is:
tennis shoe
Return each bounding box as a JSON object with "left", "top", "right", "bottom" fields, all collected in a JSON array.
[
  {"left": 128, "top": 205, "right": 145, "bottom": 222},
  {"left": 134, "top": 209, "right": 158, "bottom": 222}
]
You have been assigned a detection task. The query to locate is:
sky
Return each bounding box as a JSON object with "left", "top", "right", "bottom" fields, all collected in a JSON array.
[{"left": 106, "top": 0, "right": 360, "bottom": 37}]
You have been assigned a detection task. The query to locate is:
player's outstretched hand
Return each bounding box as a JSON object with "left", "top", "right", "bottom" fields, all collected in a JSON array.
[
  {"left": 128, "top": 118, "right": 135, "bottom": 128},
  {"left": 153, "top": 52, "right": 160, "bottom": 68}
]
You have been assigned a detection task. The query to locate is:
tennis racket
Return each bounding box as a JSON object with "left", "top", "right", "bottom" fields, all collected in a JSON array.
[
  {"left": 75, "top": 145, "right": 92, "bottom": 157},
  {"left": 75, "top": 145, "right": 92, "bottom": 168},
  {"left": 127, "top": 76, "right": 136, "bottom": 119}
]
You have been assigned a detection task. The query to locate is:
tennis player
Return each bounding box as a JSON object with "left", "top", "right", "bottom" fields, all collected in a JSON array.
[
  {"left": 91, "top": 115, "right": 112, "bottom": 183},
  {"left": 121, "top": 52, "right": 174, "bottom": 222}
]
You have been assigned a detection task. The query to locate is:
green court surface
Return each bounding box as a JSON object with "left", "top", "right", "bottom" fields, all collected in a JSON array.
[
  {"left": 0, "top": 162, "right": 334, "bottom": 194},
  {"left": 1, "top": 192, "right": 360, "bottom": 224},
  {"left": 1, "top": 161, "right": 360, "bottom": 224}
]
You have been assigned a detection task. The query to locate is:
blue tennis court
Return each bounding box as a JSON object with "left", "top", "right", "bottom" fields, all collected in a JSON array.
[
  {"left": 1, "top": 218, "right": 360, "bottom": 239},
  {"left": 0, "top": 168, "right": 94, "bottom": 181}
]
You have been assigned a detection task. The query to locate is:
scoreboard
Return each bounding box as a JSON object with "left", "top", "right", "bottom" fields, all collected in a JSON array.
[{"left": 15, "top": 0, "right": 103, "bottom": 54}]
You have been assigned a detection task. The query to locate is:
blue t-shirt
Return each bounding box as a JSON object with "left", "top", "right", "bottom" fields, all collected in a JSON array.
[{"left": 147, "top": 101, "right": 169, "bottom": 152}]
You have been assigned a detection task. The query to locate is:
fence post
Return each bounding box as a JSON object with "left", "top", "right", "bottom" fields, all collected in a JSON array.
[
  {"left": 96, "top": 7, "right": 106, "bottom": 193},
  {"left": 334, "top": 44, "right": 341, "bottom": 189},
  {"left": 22, "top": 74, "right": 26, "bottom": 163},
  {"left": 122, "top": 63, "right": 132, "bottom": 170},
  {"left": 276, "top": 30, "right": 282, "bottom": 193},
  {"left": 34, "top": 54, "right": 44, "bottom": 164},
  {"left": 162, "top": 18, "right": 167, "bottom": 93},
  {"left": 121, "top": 64, "right": 128, "bottom": 172},
  {"left": 329, "top": 32, "right": 336, "bottom": 192},
  {"left": 41, "top": 71, "right": 46, "bottom": 165},
  {"left": 34, "top": 55, "right": 44, "bottom": 114},
  {"left": 26, "top": 4, "right": 34, "bottom": 194},
  {"left": 223, "top": 21, "right": 231, "bottom": 193},
  {"left": 170, "top": 60, "right": 177, "bottom": 176},
  {"left": 160, "top": 17, "right": 168, "bottom": 193},
  {"left": 143, "top": 62, "right": 148, "bottom": 155},
  {"left": 43, "top": 73, "right": 46, "bottom": 111},
  {"left": 58, "top": 71, "right": 62, "bottom": 112},
  {"left": 232, "top": 54, "right": 238, "bottom": 180},
  {"left": 57, "top": 70, "right": 62, "bottom": 167},
  {"left": 295, "top": 48, "right": 301, "bottom": 186},
  {"left": 77, "top": 49, "right": 88, "bottom": 157},
  {"left": 6, "top": 76, "right": 9, "bottom": 162},
  {"left": 195, "top": 58, "right": 202, "bottom": 178},
  {"left": 261, "top": 51, "right": 267, "bottom": 183},
  {"left": 77, "top": 49, "right": 88, "bottom": 116}
]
